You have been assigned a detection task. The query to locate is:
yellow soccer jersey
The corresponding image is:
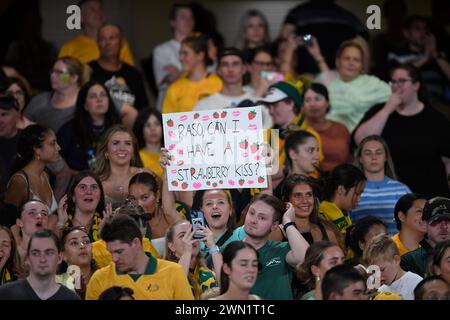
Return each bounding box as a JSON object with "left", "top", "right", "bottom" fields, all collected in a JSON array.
[
  {"left": 86, "top": 254, "right": 194, "bottom": 300},
  {"left": 92, "top": 238, "right": 159, "bottom": 269},
  {"left": 139, "top": 149, "right": 163, "bottom": 178},
  {"left": 318, "top": 200, "right": 352, "bottom": 234},
  {"left": 162, "top": 73, "right": 222, "bottom": 114},
  {"left": 59, "top": 35, "right": 134, "bottom": 65}
]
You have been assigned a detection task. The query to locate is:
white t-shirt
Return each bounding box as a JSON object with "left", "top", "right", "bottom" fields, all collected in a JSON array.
[
  {"left": 378, "top": 271, "right": 423, "bottom": 300},
  {"left": 153, "top": 39, "right": 182, "bottom": 110},
  {"left": 194, "top": 92, "right": 273, "bottom": 129}
]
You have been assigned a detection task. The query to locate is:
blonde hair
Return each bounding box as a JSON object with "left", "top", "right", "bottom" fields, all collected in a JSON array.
[
  {"left": 57, "top": 56, "right": 90, "bottom": 87},
  {"left": 93, "top": 124, "right": 142, "bottom": 180},
  {"left": 363, "top": 234, "right": 399, "bottom": 265}
]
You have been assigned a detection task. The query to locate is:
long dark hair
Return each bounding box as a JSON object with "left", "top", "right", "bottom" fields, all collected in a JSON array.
[
  {"left": 284, "top": 130, "right": 319, "bottom": 177},
  {"left": 220, "top": 241, "right": 259, "bottom": 294},
  {"left": 321, "top": 164, "right": 366, "bottom": 201},
  {"left": 15, "top": 124, "right": 52, "bottom": 172},
  {"left": 346, "top": 216, "right": 387, "bottom": 264},
  {"left": 73, "top": 81, "right": 120, "bottom": 152},
  {"left": 66, "top": 171, "right": 105, "bottom": 217},
  {"left": 132, "top": 108, "right": 163, "bottom": 149},
  {"left": 58, "top": 226, "right": 98, "bottom": 274}
]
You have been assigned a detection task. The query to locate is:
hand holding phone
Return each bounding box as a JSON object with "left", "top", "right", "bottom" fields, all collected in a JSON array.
[{"left": 191, "top": 211, "right": 206, "bottom": 239}]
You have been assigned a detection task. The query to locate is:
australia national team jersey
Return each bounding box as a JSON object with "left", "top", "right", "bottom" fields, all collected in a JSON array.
[{"left": 86, "top": 254, "right": 194, "bottom": 300}]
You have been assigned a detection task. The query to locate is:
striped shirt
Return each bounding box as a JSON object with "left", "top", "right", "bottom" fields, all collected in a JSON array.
[{"left": 350, "top": 177, "right": 411, "bottom": 235}]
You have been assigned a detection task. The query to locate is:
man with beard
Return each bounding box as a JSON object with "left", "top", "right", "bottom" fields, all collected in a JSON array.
[
  {"left": 401, "top": 197, "right": 450, "bottom": 276},
  {"left": 0, "top": 229, "right": 80, "bottom": 299},
  {"left": 224, "top": 194, "right": 310, "bottom": 299}
]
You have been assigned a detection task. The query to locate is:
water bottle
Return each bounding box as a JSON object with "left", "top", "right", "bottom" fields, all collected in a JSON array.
[{"left": 87, "top": 149, "right": 96, "bottom": 168}]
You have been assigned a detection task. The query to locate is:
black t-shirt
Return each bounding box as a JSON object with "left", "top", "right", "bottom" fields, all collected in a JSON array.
[
  {"left": 88, "top": 61, "right": 148, "bottom": 110},
  {"left": 356, "top": 104, "right": 450, "bottom": 198},
  {"left": 0, "top": 279, "right": 80, "bottom": 300},
  {"left": 0, "top": 131, "right": 20, "bottom": 193}
]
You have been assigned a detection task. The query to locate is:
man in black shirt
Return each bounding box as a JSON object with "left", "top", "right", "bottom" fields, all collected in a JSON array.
[
  {"left": 0, "top": 229, "right": 80, "bottom": 300},
  {"left": 89, "top": 23, "right": 147, "bottom": 127}
]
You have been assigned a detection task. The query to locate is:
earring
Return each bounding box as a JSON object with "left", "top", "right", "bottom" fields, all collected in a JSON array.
[
  {"left": 37, "top": 154, "right": 41, "bottom": 161},
  {"left": 105, "top": 153, "right": 109, "bottom": 159},
  {"left": 315, "top": 275, "right": 321, "bottom": 282}
]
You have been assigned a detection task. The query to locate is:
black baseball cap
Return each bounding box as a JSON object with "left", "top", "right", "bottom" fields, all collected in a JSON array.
[
  {"left": 0, "top": 95, "right": 19, "bottom": 112},
  {"left": 218, "top": 47, "right": 245, "bottom": 64},
  {"left": 422, "top": 197, "right": 450, "bottom": 223}
]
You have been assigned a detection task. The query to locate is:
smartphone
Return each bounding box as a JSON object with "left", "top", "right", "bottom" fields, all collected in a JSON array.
[
  {"left": 260, "top": 71, "right": 284, "bottom": 82},
  {"left": 302, "top": 34, "right": 312, "bottom": 47},
  {"left": 190, "top": 210, "right": 206, "bottom": 239}
]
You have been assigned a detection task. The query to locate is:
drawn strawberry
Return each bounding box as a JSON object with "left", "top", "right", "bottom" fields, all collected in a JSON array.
[
  {"left": 190, "top": 168, "right": 196, "bottom": 175},
  {"left": 221, "top": 111, "right": 227, "bottom": 118},
  {"left": 206, "top": 181, "right": 211, "bottom": 186},
  {"left": 212, "top": 182, "right": 218, "bottom": 187},
  {"left": 250, "top": 143, "right": 260, "bottom": 153},
  {"left": 248, "top": 110, "right": 257, "bottom": 120},
  {"left": 194, "top": 113, "right": 200, "bottom": 120},
  {"left": 239, "top": 140, "right": 248, "bottom": 149},
  {"left": 171, "top": 181, "right": 179, "bottom": 187},
  {"left": 219, "top": 180, "right": 223, "bottom": 185},
  {"left": 167, "top": 119, "right": 174, "bottom": 127},
  {"left": 258, "top": 176, "right": 265, "bottom": 183},
  {"left": 181, "top": 182, "right": 188, "bottom": 190},
  {"left": 238, "top": 179, "right": 245, "bottom": 186},
  {"left": 213, "top": 112, "right": 220, "bottom": 119}
]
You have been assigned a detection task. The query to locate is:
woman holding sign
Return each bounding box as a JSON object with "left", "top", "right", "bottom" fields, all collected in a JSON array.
[{"left": 162, "top": 34, "right": 222, "bottom": 114}]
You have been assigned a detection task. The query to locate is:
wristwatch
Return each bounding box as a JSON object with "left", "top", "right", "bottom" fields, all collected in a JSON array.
[{"left": 208, "top": 245, "right": 220, "bottom": 255}]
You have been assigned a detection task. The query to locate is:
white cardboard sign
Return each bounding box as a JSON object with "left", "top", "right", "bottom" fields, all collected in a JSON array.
[{"left": 162, "top": 106, "right": 268, "bottom": 191}]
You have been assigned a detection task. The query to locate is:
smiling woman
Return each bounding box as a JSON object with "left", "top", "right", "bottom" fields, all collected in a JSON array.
[{"left": 93, "top": 124, "right": 150, "bottom": 209}]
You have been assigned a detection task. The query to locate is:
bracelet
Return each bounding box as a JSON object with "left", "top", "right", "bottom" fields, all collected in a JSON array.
[
  {"left": 208, "top": 245, "right": 220, "bottom": 255},
  {"left": 283, "top": 221, "right": 296, "bottom": 232}
]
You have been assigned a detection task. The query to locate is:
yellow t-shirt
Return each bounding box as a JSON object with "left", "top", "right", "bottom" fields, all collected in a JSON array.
[
  {"left": 139, "top": 149, "right": 163, "bottom": 178},
  {"left": 92, "top": 238, "right": 159, "bottom": 269},
  {"left": 162, "top": 73, "right": 222, "bottom": 114},
  {"left": 391, "top": 233, "right": 418, "bottom": 256},
  {"left": 86, "top": 254, "right": 194, "bottom": 300},
  {"left": 318, "top": 200, "right": 352, "bottom": 234},
  {"left": 59, "top": 34, "right": 135, "bottom": 65}
]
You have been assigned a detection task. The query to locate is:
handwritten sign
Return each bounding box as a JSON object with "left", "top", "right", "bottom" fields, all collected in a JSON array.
[{"left": 163, "top": 107, "right": 268, "bottom": 191}]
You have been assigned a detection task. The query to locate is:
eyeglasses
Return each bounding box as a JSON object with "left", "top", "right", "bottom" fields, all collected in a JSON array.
[
  {"left": 390, "top": 78, "right": 413, "bottom": 86},
  {"left": 252, "top": 60, "right": 274, "bottom": 68}
]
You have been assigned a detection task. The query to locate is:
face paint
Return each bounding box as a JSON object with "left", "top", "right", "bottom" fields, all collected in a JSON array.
[{"left": 60, "top": 73, "right": 71, "bottom": 85}]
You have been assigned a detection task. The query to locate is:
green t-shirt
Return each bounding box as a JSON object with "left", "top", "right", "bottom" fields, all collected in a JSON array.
[{"left": 250, "top": 240, "right": 293, "bottom": 300}]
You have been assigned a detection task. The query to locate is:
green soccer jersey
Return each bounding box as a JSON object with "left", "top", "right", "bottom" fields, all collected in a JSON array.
[{"left": 250, "top": 240, "right": 293, "bottom": 300}]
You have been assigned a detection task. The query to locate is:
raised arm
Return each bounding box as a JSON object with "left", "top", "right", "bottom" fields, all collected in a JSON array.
[
  {"left": 284, "top": 202, "right": 310, "bottom": 267},
  {"left": 160, "top": 148, "right": 183, "bottom": 223},
  {"left": 353, "top": 93, "right": 400, "bottom": 145}
]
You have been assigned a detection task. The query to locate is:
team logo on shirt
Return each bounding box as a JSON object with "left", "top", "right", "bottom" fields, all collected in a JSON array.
[
  {"left": 147, "top": 283, "right": 160, "bottom": 291},
  {"left": 265, "top": 257, "right": 282, "bottom": 267}
]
